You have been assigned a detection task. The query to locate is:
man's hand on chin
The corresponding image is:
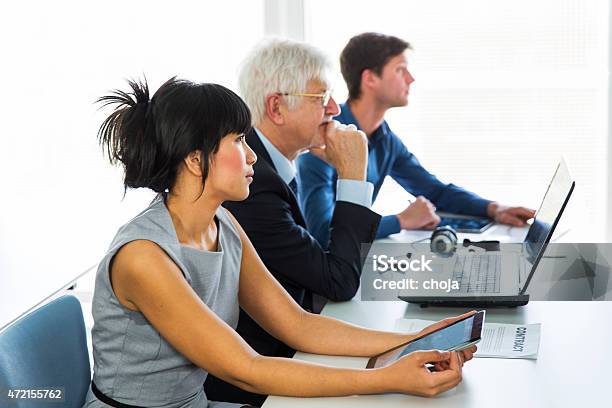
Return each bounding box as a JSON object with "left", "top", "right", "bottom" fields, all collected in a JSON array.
[{"left": 487, "top": 202, "right": 536, "bottom": 227}]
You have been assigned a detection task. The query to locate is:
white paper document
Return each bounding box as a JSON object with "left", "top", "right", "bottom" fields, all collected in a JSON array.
[{"left": 394, "top": 318, "right": 541, "bottom": 359}]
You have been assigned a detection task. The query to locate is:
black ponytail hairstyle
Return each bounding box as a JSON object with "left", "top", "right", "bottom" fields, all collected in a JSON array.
[{"left": 97, "top": 77, "right": 252, "bottom": 193}]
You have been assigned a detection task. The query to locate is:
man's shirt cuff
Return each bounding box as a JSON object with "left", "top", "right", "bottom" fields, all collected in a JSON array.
[{"left": 336, "top": 179, "right": 374, "bottom": 209}]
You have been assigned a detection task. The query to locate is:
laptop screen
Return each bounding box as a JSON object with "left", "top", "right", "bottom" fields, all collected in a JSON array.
[{"left": 520, "top": 159, "right": 575, "bottom": 292}]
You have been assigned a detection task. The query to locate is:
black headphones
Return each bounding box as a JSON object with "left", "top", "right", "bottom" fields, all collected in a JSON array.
[{"left": 430, "top": 226, "right": 500, "bottom": 256}]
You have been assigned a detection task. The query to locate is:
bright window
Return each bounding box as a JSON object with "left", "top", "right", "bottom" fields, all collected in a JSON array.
[
  {"left": 0, "top": 0, "right": 264, "bottom": 328},
  {"left": 305, "top": 0, "right": 609, "bottom": 240}
]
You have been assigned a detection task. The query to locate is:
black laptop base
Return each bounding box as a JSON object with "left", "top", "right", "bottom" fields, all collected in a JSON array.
[{"left": 399, "top": 294, "right": 530, "bottom": 308}]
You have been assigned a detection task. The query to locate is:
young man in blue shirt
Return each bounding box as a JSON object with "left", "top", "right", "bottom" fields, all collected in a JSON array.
[{"left": 297, "top": 32, "right": 535, "bottom": 247}]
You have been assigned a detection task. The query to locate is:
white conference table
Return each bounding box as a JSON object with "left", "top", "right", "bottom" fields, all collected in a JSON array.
[
  {"left": 263, "top": 224, "right": 612, "bottom": 407},
  {"left": 379, "top": 222, "right": 532, "bottom": 244},
  {"left": 262, "top": 299, "right": 612, "bottom": 408}
]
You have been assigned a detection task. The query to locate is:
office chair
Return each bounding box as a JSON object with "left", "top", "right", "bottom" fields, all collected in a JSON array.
[{"left": 0, "top": 295, "right": 91, "bottom": 407}]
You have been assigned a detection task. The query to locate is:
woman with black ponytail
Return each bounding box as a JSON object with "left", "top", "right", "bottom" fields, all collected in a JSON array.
[{"left": 85, "top": 77, "right": 474, "bottom": 408}]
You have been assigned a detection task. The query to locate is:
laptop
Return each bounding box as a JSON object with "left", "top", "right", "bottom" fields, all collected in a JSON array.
[{"left": 399, "top": 158, "right": 575, "bottom": 308}]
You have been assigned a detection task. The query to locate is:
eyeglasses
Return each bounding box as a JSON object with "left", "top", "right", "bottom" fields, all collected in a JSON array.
[{"left": 278, "top": 90, "right": 333, "bottom": 107}]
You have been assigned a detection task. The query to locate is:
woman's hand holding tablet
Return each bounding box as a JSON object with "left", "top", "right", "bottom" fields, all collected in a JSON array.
[
  {"left": 414, "top": 311, "right": 481, "bottom": 369},
  {"left": 381, "top": 349, "right": 464, "bottom": 397},
  {"left": 368, "top": 310, "right": 484, "bottom": 369},
  {"left": 366, "top": 311, "right": 484, "bottom": 396}
]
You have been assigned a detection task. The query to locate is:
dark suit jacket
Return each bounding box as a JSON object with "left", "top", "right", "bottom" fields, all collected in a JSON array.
[{"left": 204, "top": 129, "right": 380, "bottom": 406}]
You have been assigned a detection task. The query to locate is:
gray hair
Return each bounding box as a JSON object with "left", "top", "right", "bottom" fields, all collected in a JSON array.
[{"left": 238, "top": 38, "right": 333, "bottom": 125}]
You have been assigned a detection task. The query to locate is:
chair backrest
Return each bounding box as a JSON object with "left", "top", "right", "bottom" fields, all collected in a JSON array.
[{"left": 0, "top": 295, "right": 91, "bottom": 407}]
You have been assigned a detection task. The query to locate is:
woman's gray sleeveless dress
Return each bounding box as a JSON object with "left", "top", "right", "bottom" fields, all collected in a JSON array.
[{"left": 83, "top": 195, "right": 246, "bottom": 408}]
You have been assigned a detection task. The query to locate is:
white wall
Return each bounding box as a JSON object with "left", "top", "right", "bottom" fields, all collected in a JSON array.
[{"left": 0, "top": 0, "right": 264, "bottom": 329}]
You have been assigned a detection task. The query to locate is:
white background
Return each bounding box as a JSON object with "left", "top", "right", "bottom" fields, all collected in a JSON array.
[
  {"left": 0, "top": 0, "right": 264, "bottom": 328},
  {"left": 0, "top": 0, "right": 609, "bottom": 328}
]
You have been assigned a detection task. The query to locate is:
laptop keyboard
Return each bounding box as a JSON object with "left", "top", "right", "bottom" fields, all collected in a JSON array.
[{"left": 452, "top": 254, "right": 501, "bottom": 293}]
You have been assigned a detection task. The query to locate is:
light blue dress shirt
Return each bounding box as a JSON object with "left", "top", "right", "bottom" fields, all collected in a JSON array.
[{"left": 255, "top": 128, "right": 373, "bottom": 210}]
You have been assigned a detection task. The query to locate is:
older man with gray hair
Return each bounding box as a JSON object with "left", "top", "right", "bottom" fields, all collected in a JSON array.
[{"left": 204, "top": 38, "right": 381, "bottom": 406}]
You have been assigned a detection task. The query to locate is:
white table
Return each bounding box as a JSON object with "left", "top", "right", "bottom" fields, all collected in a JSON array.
[
  {"left": 380, "top": 223, "right": 530, "bottom": 245},
  {"left": 263, "top": 222, "right": 612, "bottom": 407},
  {"left": 262, "top": 299, "right": 612, "bottom": 407},
  {"left": 52, "top": 217, "right": 607, "bottom": 406}
]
